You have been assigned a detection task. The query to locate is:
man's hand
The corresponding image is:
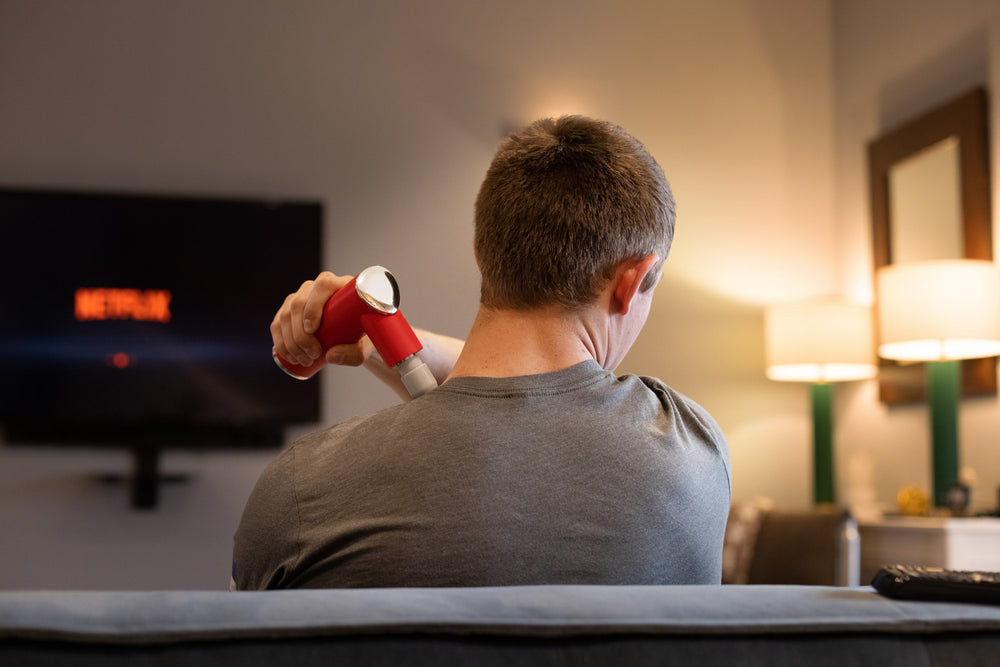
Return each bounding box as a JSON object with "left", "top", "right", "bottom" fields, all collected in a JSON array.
[{"left": 270, "top": 271, "right": 374, "bottom": 369}]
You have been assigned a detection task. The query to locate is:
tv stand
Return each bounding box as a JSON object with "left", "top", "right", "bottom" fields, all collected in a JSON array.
[
  {"left": 97, "top": 447, "right": 190, "bottom": 509},
  {"left": 131, "top": 447, "right": 162, "bottom": 509},
  {"left": 6, "top": 421, "right": 286, "bottom": 508}
]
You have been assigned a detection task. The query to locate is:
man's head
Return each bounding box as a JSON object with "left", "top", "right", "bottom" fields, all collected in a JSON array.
[{"left": 474, "top": 116, "right": 675, "bottom": 311}]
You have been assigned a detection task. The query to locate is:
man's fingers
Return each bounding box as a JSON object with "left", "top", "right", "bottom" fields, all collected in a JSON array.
[
  {"left": 303, "top": 271, "right": 353, "bottom": 334},
  {"left": 271, "top": 272, "right": 357, "bottom": 368}
]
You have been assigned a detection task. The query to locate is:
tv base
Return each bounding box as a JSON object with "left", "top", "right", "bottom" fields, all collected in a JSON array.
[{"left": 96, "top": 447, "right": 190, "bottom": 509}]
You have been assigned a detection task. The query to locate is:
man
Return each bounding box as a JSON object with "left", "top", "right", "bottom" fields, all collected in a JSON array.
[{"left": 232, "top": 116, "right": 731, "bottom": 589}]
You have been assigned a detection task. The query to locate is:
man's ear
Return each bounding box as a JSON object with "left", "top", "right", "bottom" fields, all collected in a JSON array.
[{"left": 613, "top": 253, "right": 660, "bottom": 315}]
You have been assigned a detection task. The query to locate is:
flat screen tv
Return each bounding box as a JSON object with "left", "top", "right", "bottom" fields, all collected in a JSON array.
[{"left": 0, "top": 187, "right": 322, "bottom": 504}]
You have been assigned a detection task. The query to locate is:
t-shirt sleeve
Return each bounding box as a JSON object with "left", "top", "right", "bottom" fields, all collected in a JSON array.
[
  {"left": 231, "top": 446, "right": 302, "bottom": 590},
  {"left": 640, "top": 375, "right": 732, "bottom": 497}
]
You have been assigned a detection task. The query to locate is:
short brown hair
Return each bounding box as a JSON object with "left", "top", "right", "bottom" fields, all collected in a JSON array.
[{"left": 474, "top": 116, "right": 675, "bottom": 310}]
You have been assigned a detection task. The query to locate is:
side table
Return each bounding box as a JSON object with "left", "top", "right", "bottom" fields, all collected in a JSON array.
[{"left": 858, "top": 515, "right": 1000, "bottom": 584}]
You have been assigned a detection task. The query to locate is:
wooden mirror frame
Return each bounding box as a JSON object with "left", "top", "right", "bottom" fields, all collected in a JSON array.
[{"left": 869, "top": 87, "right": 994, "bottom": 405}]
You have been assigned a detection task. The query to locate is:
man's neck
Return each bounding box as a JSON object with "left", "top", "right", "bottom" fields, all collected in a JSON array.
[{"left": 446, "top": 305, "right": 608, "bottom": 380}]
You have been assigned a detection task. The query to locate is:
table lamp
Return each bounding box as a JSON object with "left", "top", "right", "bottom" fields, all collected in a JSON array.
[
  {"left": 876, "top": 259, "right": 1000, "bottom": 508},
  {"left": 766, "top": 298, "right": 878, "bottom": 505}
]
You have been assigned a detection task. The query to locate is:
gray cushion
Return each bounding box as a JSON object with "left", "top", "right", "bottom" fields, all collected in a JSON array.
[
  {"left": 3, "top": 585, "right": 1000, "bottom": 642},
  {"left": 3, "top": 586, "right": 1000, "bottom": 666}
]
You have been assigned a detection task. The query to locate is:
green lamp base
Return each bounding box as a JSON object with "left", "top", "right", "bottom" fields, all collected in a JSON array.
[
  {"left": 811, "top": 382, "right": 834, "bottom": 505},
  {"left": 927, "top": 360, "right": 960, "bottom": 508}
]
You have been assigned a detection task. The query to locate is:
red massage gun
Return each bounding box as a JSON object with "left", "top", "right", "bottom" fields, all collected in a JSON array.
[{"left": 272, "top": 266, "right": 437, "bottom": 398}]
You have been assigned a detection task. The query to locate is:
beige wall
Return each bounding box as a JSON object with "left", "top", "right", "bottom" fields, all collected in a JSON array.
[{"left": 5, "top": 0, "right": 993, "bottom": 590}]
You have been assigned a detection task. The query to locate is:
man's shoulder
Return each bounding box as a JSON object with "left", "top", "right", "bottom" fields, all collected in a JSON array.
[
  {"left": 625, "top": 373, "right": 713, "bottom": 415},
  {"left": 630, "top": 373, "right": 730, "bottom": 488},
  {"left": 285, "top": 405, "right": 405, "bottom": 455},
  {"left": 623, "top": 373, "right": 727, "bottom": 446}
]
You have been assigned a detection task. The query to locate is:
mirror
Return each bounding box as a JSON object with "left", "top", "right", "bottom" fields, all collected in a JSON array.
[
  {"left": 889, "top": 137, "right": 963, "bottom": 262},
  {"left": 869, "top": 87, "right": 994, "bottom": 404}
]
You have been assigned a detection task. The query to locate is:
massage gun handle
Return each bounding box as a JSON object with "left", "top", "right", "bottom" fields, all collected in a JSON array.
[{"left": 273, "top": 280, "right": 424, "bottom": 379}]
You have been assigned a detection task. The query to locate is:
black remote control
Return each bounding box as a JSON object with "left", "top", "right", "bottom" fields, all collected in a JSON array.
[{"left": 872, "top": 564, "right": 1000, "bottom": 605}]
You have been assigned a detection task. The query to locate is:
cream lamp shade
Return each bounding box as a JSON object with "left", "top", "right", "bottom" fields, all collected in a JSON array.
[
  {"left": 876, "top": 259, "right": 1000, "bottom": 362},
  {"left": 765, "top": 298, "right": 877, "bottom": 383}
]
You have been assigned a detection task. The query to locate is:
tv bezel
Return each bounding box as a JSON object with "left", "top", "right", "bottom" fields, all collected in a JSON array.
[{"left": 0, "top": 186, "right": 325, "bottom": 506}]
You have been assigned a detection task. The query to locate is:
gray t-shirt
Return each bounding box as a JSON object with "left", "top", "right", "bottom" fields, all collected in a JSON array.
[{"left": 233, "top": 360, "right": 731, "bottom": 589}]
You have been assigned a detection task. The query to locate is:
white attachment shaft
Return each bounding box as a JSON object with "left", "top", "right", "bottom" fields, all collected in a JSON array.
[{"left": 395, "top": 353, "right": 438, "bottom": 398}]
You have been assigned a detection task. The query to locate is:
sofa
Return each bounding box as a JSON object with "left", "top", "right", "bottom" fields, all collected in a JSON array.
[{"left": 2, "top": 585, "right": 1000, "bottom": 666}]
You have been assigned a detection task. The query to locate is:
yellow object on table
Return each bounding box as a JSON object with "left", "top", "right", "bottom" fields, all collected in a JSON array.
[{"left": 897, "top": 486, "right": 930, "bottom": 516}]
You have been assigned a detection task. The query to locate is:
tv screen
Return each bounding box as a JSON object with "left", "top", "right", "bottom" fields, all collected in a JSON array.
[{"left": 0, "top": 187, "right": 322, "bottom": 448}]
